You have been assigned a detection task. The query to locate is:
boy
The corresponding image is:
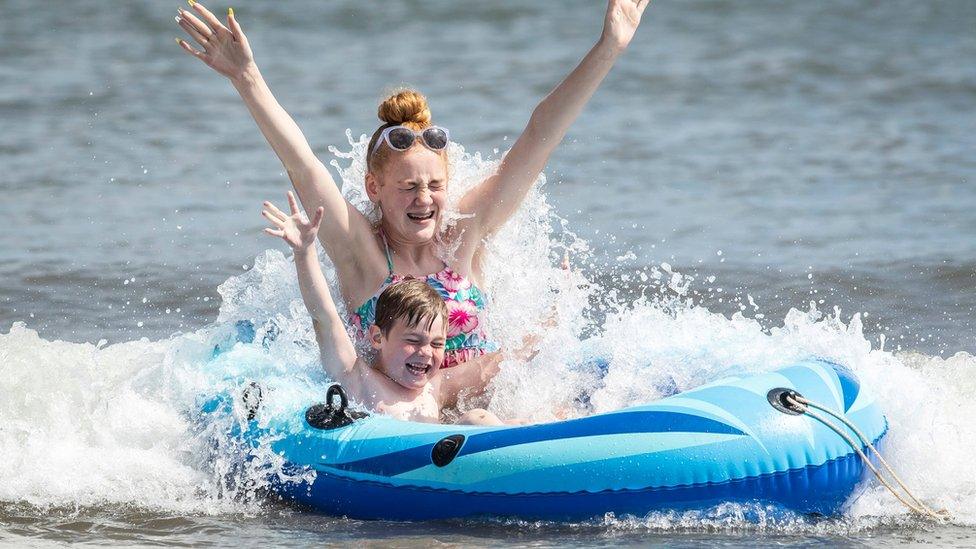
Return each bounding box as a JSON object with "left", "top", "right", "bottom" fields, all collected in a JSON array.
[{"left": 262, "top": 192, "right": 504, "bottom": 424}]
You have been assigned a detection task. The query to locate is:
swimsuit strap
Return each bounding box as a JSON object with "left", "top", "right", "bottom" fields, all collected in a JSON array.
[{"left": 378, "top": 230, "right": 395, "bottom": 275}]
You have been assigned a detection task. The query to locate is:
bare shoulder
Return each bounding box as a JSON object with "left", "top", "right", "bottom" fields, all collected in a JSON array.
[{"left": 338, "top": 356, "right": 375, "bottom": 401}]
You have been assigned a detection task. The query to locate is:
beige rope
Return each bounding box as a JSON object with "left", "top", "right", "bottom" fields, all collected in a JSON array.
[{"left": 784, "top": 394, "right": 950, "bottom": 522}]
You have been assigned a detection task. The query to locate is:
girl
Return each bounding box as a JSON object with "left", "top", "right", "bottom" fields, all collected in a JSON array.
[{"left": 175, "top": 0, "right": 650, "bottom": 400}]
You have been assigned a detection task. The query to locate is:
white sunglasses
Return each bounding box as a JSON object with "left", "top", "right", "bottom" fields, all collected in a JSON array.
[{"left": 371, "top": 125, "right": 451, "bottom": 156}]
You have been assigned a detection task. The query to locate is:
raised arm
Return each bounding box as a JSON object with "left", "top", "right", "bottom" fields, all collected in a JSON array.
[
  {"left": 459, "top": 0, "right": 650, "bottom": 236},
  {"left": 262, "top": 192, "right": 359, "bottom": 384},
  {"left": 176, "top": 3, "right": 375, "bottom": 267}
]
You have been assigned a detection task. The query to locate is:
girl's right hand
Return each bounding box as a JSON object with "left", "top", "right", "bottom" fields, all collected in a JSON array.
[
  {"left": 175, "top": 2, "right": 255, "bottom": 81},
  {"left": 263, "top": 192, "right": 325, "bottom": 252}
]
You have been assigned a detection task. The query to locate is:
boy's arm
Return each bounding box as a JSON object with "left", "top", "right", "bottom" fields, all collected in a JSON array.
[
  {"left": 263, "top": 193, "right": 358, "bottom": 386},
  {"left": 294, "top": 247, "right": 359, "bottom": 382}
]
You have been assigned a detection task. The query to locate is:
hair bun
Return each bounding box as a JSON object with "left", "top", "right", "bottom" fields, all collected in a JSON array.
[{"left": 377, "top": 89, "right": 431, "bottom": 130}]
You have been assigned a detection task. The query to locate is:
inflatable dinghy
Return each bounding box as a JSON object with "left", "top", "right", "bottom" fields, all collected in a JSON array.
[{"left": 221, "top": 358, "right": 886, "bottom": 521}]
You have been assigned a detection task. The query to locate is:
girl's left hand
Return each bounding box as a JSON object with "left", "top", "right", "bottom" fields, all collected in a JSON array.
[
  {"left": 601, "top": 0, "right": 650, "bottom": 51},
  {"left": 262, "top": 191, "right": 324, "bottom": 252}
]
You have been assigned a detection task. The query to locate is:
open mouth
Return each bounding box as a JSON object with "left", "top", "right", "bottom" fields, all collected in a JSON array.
[
  {"left": 407, "top": 211, "right": 435, "bottom": 221},
  {"left": 405, "top": 361, "right": 432, "bottom": 376}
]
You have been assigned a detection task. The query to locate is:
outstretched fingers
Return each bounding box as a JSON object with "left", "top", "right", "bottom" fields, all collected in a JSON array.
[
  {"left": 309, "top": 206, "right": 325, "bottom": 230},
  {"left": 176, "top": 38, "right": 207, "bottom": 62},
  {"left": 262, "top": 200, "right": 288, "bottom": 221},
  {"left": 262, "top": 209, "right": 286, "bottom": 228},
  {"left": 286, "top": 191, "right": 301, "bottom": 216},
  {"left": 177, "top": 8, "right": 213, "bottom": 42},
  {"left": 636, "top": 0, "right": 651, "bottom": 14},
  {"left": 190, "top": 1, "right": 231, "bottom": 38},
  {"left": 227, "top": 8, "right": 248, "bottom": 45},
  {"left": 263, "top": 227, "right": 285, "bottom": 238},
  {"left": 176, "top": 14, "right": 210, "bottom": 49}
]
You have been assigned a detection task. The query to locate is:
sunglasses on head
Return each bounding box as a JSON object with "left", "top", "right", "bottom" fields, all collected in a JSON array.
[{"left": 371, "top": 125, "right": 450, "bottom": 156}]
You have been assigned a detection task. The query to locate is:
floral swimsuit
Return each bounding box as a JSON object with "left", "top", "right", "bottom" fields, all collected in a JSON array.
[{"left": 349, "top": 234, "right": 498, "bottom": 368}]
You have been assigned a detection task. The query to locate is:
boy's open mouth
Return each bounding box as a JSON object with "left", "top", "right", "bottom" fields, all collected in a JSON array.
[
  {"left": 407, "top": 211, "right": 435, "bottom": 221},
  {"left": 405, "top": 361, "right": 431, "bottom": 376}
]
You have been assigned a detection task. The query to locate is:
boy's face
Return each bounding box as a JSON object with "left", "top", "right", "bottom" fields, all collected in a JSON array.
[{"left": 369, "top": 314, "right": 447, "bottom": 391}]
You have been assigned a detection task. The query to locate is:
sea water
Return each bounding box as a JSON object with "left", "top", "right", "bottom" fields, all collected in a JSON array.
[{"left": 1, "top": 0, "right": 974, "bottom": 546}]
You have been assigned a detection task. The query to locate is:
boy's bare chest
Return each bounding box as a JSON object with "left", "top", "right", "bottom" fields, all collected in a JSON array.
[{"left": 365, "top": 379, "right": 441, "bottom": 423}]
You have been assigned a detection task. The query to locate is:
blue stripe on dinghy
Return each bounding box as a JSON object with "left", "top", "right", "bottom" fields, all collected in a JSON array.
[
  {"left": 458, "top": 410, "right": 745, "bottom": 455},
  {"left": 323, "top": 410, "right": 745, "bottom": 477}
]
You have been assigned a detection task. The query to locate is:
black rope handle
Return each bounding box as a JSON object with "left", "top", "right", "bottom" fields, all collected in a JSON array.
[
  {"left": 306, "top": 384, "right": 367, "bottom": 430},
  {"left": 326, "top": 383, "right": 348, "bottom": 414}
]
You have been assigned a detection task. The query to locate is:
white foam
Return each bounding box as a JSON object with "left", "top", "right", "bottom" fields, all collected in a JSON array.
[{"left": 0, "top": 135, "right": 973, "bottom": 529}]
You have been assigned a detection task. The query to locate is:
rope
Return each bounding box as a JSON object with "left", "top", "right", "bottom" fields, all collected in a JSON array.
[{"left": 784, "top": 394, "right": 950, "bottom": 522}]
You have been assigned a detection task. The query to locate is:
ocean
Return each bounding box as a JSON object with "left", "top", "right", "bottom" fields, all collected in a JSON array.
[{"left": 1, "top": 0, "right": 974, "bottom": 546}]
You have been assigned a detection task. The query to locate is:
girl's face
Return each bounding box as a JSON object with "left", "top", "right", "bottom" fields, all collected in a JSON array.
[{"left": 366, "top": 147, "right": 448, "bottom": 244}]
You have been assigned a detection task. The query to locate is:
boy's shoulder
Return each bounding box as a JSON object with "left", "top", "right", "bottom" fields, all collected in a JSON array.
[{"left": 338, "top": 356, "right": 372, "bottom": 398}]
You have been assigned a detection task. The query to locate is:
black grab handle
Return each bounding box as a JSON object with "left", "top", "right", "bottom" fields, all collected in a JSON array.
[
  {"left": 326, "top": 383, "right": 348, "bottom": 413},
  {"left": 306, "top": 384, "right": 368, "bottom": 430}
]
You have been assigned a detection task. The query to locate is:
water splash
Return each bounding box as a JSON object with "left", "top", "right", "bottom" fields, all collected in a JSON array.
[{"left": 0, "top": 135, "right": 973, "bottom": 531}]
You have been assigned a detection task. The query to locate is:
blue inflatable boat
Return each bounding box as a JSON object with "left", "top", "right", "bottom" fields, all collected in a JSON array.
[{"left": 225, "top": 358, "right": 886, "bottom": 521}]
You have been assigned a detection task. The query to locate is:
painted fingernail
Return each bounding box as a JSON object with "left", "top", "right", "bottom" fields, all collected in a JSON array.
[
  {"left": 228, "top": 7, "right": 234, "bottom": 16},
  {"left": 187, "top": 0, "right": 196, "bottom": 6},
  {"left": 174, "top": 15, "right": 181, "bottom": 23},
  {"left": 175, "top": 37, "right": 182, "bottom": 44}
]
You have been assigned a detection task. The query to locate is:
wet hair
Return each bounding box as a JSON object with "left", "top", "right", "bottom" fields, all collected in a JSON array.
[
  {"left": 374, "top": 278, "right": 448, "bottom": 336},
  {"left": 366, "top": 88, "right": 444, "bottom": 173}
]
